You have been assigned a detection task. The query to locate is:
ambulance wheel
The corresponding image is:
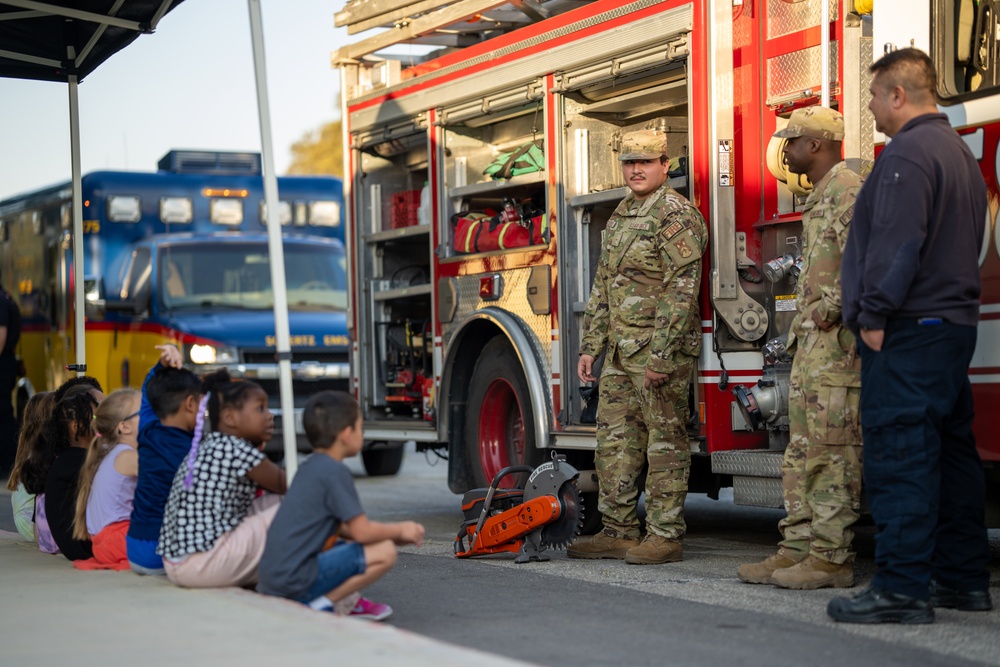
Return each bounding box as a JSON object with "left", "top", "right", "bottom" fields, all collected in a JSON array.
[
  {"left": 361, "top": 442, "right": 405, "bottom": 476},
  {"left": 465, "top": 336, "right": 542, "bottom": 489}
]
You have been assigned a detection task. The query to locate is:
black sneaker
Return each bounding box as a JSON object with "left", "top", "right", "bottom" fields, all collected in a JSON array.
[
  {"left": 827, "top": 586, "right": 934, "bottom": 624},
  {"left": 930, "top": 580, "right": 993, "bottom": 612}
]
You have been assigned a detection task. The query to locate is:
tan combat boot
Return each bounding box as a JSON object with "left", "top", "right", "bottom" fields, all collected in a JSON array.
[
  {"left": 624, "top": 534, "right": 682, "bottom": 564},
  {"left": 771, "top": 554, "right": 854, "bottom": 590},
  {"left": 567, "top": 531, "right": 641, "bottom": 559},
  {"left": 737, "top": 552, "right": 803, "bottom": 584}
]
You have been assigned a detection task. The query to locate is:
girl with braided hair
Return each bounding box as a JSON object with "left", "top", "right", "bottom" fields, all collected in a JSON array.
[
  {"left": 43, "top": 380, "right": 105, "bottom": 560},
  {"left": 17, "top": 376, "right": 102, "bottom": 496},
  {"left": 158, "top": 369, "right": 286, "bottom": 588}
]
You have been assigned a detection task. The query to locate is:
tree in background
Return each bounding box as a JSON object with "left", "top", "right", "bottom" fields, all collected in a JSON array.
[{"left": 287, "top": 118, "right": 342, "bottom": 177}]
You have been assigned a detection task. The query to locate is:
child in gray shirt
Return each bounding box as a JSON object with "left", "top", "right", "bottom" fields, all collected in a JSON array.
[{"left": 257, "top": 391, "right": 424, "bottom": 620}]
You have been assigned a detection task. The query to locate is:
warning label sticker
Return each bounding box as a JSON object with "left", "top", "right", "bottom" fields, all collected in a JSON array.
[
  {"left": 719, "top": 140, "right": 733, "bottom": 187},
  {"left": 775, "top": 294, "right": 798, "bottom": 312}
]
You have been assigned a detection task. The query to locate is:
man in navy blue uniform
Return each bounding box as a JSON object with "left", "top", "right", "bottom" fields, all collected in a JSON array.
[
  {"left": 0, "top": 270, "right": 21, "bottom": 475},
  {"left": 832, "top": 48, "right": 992, "bottom": 624}
]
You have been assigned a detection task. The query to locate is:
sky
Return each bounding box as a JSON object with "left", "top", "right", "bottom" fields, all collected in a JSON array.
[{"left": 0, "top": 0, "right": 383, "bottom": 200}]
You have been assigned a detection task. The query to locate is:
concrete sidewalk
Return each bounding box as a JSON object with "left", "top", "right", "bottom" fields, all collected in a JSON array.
[{"left": 0, "top": 530, "right": 533, "bottom": 667}]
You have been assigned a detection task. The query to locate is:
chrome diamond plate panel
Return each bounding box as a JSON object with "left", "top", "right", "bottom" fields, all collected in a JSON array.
[
  {"left": 442, "top": 267, "right": 553, "bottom": 400},
  {"left": 767, "top": 0, "right": 839, "bottom": 40},
  {"left": 712, "top": 449, "right": 784, "bottom": 477},
  {"left": 733, "top": 476, "right": 785, "bottom": 508},
  {"left": 860, "top": 36, "right": 875, "bottom": 174},
  {"left": 767, "top": 42, "right": 840, "bottom": 101}
]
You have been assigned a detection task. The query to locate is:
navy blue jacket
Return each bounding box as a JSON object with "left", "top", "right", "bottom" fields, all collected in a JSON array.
[
  {"left": 842, "top": 113, "right": 986, "bottom": 333},
  {"left": 127, "top": 362, "right": 194, "bottom": 542}
]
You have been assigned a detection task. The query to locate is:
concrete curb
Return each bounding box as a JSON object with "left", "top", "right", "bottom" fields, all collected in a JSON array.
[{"left": 0, "top": 530, "right": 534, "bottom": 666}]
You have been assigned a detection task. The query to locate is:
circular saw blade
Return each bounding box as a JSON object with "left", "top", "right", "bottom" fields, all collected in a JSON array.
[{"left": 540, "top": 480, "right": 582, "bottom": 549}]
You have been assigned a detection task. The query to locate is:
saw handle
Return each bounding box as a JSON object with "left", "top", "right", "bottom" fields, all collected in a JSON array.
[{"left": 469, "top": 465, "right": 535, "bottom": 552}]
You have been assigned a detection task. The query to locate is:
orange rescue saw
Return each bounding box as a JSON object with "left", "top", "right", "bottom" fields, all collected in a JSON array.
[{"left": 454, "top": 455, "right": 583, "bottom": 563}]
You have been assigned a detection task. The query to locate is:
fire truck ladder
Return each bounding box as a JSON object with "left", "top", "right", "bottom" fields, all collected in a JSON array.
[{"left": 333, "top": 0, "right": 597, "bottom": 61}]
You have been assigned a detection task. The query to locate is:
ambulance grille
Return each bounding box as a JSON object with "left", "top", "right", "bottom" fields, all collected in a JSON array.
[{"left": 242, "top": 351, "right": 349, "bottom": 364}]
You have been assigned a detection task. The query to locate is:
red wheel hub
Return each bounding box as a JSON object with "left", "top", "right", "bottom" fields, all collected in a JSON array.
[{"left": 477, "top": 377, "right": 525, "bottom": 488}]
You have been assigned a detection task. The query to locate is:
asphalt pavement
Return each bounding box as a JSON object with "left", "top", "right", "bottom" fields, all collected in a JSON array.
[{"left": 352, "top": 446, "right": 1000, "bottom": 667}]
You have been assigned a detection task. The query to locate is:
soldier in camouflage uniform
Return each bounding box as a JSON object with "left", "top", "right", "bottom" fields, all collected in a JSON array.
[
  {"left": 738, "top": 106, "right": 864, "bottom": 589},
  {"left": 568, "top": 130, "right": 706, "bottom": 564}
]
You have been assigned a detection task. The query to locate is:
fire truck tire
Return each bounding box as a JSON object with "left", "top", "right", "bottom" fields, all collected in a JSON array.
[
  {"left": 361, "top": 442, "right": 405, "bottom": 476},
  {"left": 465, "top": 336, "right": 543, "bottom": 488}
]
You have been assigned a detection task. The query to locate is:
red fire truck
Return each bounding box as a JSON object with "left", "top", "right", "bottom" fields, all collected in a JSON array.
[{"left": 335, "top": 0, "right": 1000, "bottom": 524}]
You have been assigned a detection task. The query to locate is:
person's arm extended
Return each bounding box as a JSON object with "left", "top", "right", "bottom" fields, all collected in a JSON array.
[
  {"left": 342, "top": 513, "right": 424, "bottom": 547},
  {"left": 856, "top": 157, "right": 931, "bottom": 331},
  {"left": 0, "top": 325, "right": 7, "bottom": 353},
  {"left": 140, "top": 345, "right": 183, "bottom": 426},
  {"left": 246, "top": 458, "right": 287, "bottom": 494}
]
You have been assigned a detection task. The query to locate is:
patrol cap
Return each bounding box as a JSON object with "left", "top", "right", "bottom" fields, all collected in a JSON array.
[
  {"left": 773, "top": 106, "right": 845, "bottom": 141},
  {"left": 618, "top": 130, "right": 668, "bottom": 161}
]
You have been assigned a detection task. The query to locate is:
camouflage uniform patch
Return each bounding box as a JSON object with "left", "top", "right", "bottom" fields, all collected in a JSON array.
[
  {"left": 777, "top": 162, "right": 864, "bottom": 565},
  {"left": 667, "top": 233, "right": 698, "bottom": 268},
  {"left": 581, "top": 182, "right": 707, "bottom": 539},
  {"left": 663, "top": 220, "right": 685, "bottom": 239}
]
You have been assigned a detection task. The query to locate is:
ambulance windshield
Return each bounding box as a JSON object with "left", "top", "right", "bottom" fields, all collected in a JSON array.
[{"left": 159, "top": 242, "right": 347, "bottom": 312}]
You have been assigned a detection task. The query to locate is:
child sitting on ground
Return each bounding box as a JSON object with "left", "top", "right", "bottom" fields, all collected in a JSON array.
[
  {"left": 44, "top": 381, "right": 105, "bottom": 560},
  {"left": 127, "top": 344, "right": 202, "bottom": 575},
  {"left": 158, "top": 369, "right": 287, "bottom": 588},
  {"left": 17, "top": 379, "right": 102, "bottom": 553},
  {"left": 257, "top": 391, "right": 424, "bottom": 621},
  {"left": 6, "top": 391, "right": 55, "bottom": 544},
  {"left": 72, "top": 389, "right": 141, "bottom": 571}
]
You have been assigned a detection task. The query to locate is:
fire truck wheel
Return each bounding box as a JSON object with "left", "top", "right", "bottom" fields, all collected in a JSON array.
[
  {"left": 361, "top": 442, "right": 405, "bottom": 476},
  {"left": 465, "top": 336, "right": 543, "bottom": 488}
]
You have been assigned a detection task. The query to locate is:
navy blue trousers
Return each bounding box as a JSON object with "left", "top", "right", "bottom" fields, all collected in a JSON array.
[
  {"left": 858, "top": 320, "right": 990, "bottom": 600},
  {"left": 0, "top": 354, "right": 17, "bottom": 473}
]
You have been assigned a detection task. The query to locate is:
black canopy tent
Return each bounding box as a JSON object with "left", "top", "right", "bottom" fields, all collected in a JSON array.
[
  {"left": 0, "top": 1, "right": 183, "bottom": 82},
  {"left": 0, "top": 0, "right": 304, "bottom": 475}
]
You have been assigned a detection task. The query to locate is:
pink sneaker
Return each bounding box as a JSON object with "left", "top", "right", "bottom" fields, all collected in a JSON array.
[
  {"left": 331, "top": 592, "right": 361, "bottom": 616},
  {"left": 349, "top": 597, "right": 393, "bottom": 621}
]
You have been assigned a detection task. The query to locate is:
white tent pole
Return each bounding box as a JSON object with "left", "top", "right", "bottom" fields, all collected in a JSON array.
[
  {"left": 68, "top": 74, "right": 86, "bottom": 377},
  {"left": 247, "top": 0, "right": 297, "bottom": 481}
]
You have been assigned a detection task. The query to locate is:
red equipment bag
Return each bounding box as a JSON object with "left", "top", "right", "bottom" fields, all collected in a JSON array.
[{"left": 452, "top": 208, "right": 548, "bottom": 254}]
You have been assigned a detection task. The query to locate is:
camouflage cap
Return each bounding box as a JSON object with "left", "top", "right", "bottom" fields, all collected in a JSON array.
[
  {"left": 773, "top": 106, "right": 845, "bottom": 141},
  {"left": 619, "top": 130, "right": 668, "bottom": 161}
]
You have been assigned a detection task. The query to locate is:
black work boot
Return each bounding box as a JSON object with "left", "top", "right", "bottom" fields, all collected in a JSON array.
[
  {"left": 827, "top": 586, "right": 934, "bottom": 624},
  {"left": 930, "top": 580, "right": 994, "bottom": 611}
]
